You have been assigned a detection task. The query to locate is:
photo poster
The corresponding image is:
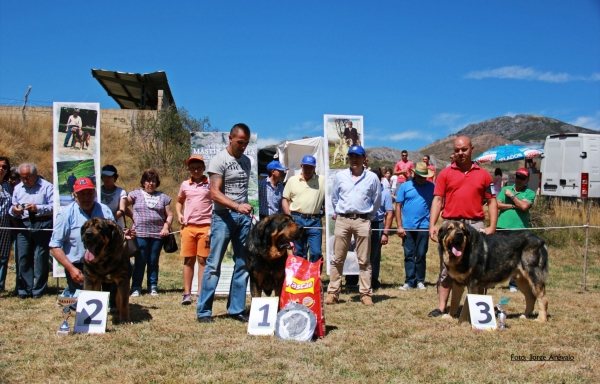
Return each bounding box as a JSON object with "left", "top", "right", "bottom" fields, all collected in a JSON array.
[
  {"left": 323, "top": 114, "right": 364, "bottom": 276},
  {"left": 189, "top": 131, "right": 258, "bottom": 294},
  {"left": 52, "top": 102, "right": 101, "bottom": 278}
]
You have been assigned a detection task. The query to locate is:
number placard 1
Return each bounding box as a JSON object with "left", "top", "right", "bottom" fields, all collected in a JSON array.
[
  {"left": 459, "top": 294, "right": 497, "bottom": 330},
  {"left": 247, "top": 297, "right": 279, "bottom": 336},
  {"left": 74, "top": 290, "right": 109, "bottom": 334}
]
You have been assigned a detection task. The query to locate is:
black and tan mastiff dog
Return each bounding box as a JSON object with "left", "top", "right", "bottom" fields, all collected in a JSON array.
[
  {"left": 244, "top": 213, "right": 304, "bottom": 298},
  {"left": 439, "top": 220, "right": 549, "bottom": 322},
  {"left": 81, "top": 218, "right": 132, "bottom": 322}
]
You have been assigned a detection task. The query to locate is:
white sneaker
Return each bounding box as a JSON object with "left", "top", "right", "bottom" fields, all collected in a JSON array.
[
  {"left": 509, "top": 287, "right": 518, "bottom": 293},
  {"left": 130, "top": 290, "right": 140, "bottom": 297},
  {"left": 150, "top": 288, "right": 159, "bottom": 296},
  {"left": 417, "top": 282, "right": 426, "bottom": 290},
  {"left": 398, "top": 284, "right": 414, "bottom": 291}
]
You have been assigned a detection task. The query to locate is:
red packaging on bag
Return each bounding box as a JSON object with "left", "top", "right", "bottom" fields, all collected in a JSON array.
[{"left": 279, "top": 256, "right": 325, "bottom": 338}]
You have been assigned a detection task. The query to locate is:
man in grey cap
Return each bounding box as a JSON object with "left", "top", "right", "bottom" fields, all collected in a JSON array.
[
  {"left": 282, "top": 155, "right": 325, "bottom": 262},
  {"left": 326, "top": 145, "right": 381, "bottom": 306},
  {"left": 258, "top": 160, "right": 287, "bottom": 218}
]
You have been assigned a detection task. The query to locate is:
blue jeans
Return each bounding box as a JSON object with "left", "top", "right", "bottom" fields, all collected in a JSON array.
[
  {"left": 16, "top": 220, "right": 52, "bottom": 296},
  {"left": 291, "top": 214, "right": 322, "bottom": 263},
  {"left": 196, "top": 210, "right": 251, "bottom": 317},
  {"left": 131, "top": 237, "right": 163, "bottom": 292},
  {"left": 63, "top": 125, "right": 76, "bottom": 147},
  {"left": 402, "top": 230, "right": 428, "bottom": 287},
  {"left": 346, "top": 220, "right": 383, "bottom": 288}
]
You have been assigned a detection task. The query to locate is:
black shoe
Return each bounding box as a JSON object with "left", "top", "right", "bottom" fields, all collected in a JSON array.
[
  {"left": 18, "top": 294, "right": 31, "bottom": 299},
  {"left": 428, "top": 308, "right": 446, "bottom": 317},
  {"left": 229, "top": 313, "right": 249, "bottom": 323},
  {"left": 197, "top": 316, "right": 215, "bottom": 323}
]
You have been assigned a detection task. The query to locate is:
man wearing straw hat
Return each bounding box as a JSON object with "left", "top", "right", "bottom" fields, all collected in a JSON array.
[{"left": 396, "top": 162, "right": 435, "bottom": 291}]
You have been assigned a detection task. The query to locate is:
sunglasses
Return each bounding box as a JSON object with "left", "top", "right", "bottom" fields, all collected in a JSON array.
[
  {"left": 0, "top": 165, "right": 7, "bottom": 170},
  {"left": 516, "top": 174, "right": 527, "bottom": 180},
  {"left": 9, "top": 176, "right": 19, "bottom": 181}
]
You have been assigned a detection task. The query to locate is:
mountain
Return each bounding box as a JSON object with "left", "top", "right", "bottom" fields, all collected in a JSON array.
[{"left": 414, "top": 114, "right": 597, "bottom": 168}]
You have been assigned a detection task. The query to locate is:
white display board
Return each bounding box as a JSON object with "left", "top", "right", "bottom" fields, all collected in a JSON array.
[
  {"left": 458, "top": 294, "right": 497, "bottom": 330},
  {"left": 323, "top": 114, "right": 364, "bottom": 275},
  {"left": 74, "top": 290, "right": 109, "bottom": 334},
  {"left": 247, "top": 297, "right": 279, "bottom": 336}
]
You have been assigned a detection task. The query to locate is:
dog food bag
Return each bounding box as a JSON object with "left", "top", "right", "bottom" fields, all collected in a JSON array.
[{"left": 279, "top": 256, "right": 325, "bottom": 338}]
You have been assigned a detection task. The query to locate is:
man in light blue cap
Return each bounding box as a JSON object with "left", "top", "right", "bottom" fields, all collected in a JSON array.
[
  {"left": 326, "top": 145, "right": 381, "bottom": 306},
  {"left": 282, "top": 155, "right": 325, "bottom": 262},
  {"left": 258, "top": 160, "right": 287, "bottom": 217}
]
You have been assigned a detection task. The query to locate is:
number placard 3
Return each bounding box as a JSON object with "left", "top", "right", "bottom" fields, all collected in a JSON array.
[
  {"left": 247, "top": 297, "right": 279, "bottom": 336},
  {"left": 74, "top": 290, "right": 109, "bottom": 334},
  {"left": 461, "top": 294, "right": 497, "bottom": 330}
]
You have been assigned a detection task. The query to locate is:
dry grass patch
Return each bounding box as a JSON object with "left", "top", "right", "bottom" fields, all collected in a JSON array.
[{"left": 1, "top": 235, "right": 599, "bottom": 383}]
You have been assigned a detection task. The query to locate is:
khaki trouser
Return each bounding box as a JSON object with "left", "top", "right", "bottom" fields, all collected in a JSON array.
[
  {"left": 438, "top": 219, "right": 484, "bottom": 287},
  {"left": 328, "top": 216, "right": 372, "bottom": 297}
]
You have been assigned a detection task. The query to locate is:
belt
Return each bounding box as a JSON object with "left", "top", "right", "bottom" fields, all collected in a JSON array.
[
  {"left": 338, "top": 213, "right": 368, "bottom": 220},
  {"left": 291, "top": 212, "right": 322, "bottom": 219},
  {"left": 444, "top": 218, "right": 483, "bottom": 224}
]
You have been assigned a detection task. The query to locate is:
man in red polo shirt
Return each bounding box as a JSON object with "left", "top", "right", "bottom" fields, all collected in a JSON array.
[{"left": 427, "top": 136, "right": 498, "bottom": 317}]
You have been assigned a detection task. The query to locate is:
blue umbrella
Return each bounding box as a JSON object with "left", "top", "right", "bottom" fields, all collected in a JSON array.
[{"left": 474, "top": 143, "right": 544, "bottom": 164}]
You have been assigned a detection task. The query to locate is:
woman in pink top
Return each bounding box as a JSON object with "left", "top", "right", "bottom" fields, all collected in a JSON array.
[
  {"left": 126, "top": 170, "right": 173, "bottom": 297},
  {"left": 176, "top": 155, "right": 212, "bottom": 305}
]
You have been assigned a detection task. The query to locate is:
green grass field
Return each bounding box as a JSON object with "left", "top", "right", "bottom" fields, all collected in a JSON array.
[{"left": 1, "top": 230, "right": 599, "bottom": 383}]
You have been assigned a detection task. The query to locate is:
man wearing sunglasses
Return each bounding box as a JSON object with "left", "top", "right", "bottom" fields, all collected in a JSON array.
[{"left": 496, "top": 167, "right": 536, "bottom": 292}]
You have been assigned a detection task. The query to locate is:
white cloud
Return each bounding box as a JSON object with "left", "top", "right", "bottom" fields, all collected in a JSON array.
[
  {"left": 431, "top": 113, "right": 480, "bottom": 133},
  {"left": 257, "top": 137, "right": 281, "bottom": 148},
  {"left": 464, "top": 66, "right": 600, "bottom": 83},
  {"left": 569, "top": 112, "right": 600, "bottom": 130}
]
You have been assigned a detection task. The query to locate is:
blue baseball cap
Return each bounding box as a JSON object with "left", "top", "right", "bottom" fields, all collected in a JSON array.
[
  {"left": 348, "top": 145, "right": 366, "bottom": 156},
  {"left": 301, "top": 155, "right": 317, "bottom": 167},
  {"left": 266, "top": 160, "right": 287, "bottom": 171}
]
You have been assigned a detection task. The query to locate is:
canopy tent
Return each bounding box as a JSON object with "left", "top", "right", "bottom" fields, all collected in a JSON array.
[
  {"left": 474, "top": 143, "right": 544, "bottom": 164},
  {"left": 276, "top": 137, "right": 326, "bottom": 182}
]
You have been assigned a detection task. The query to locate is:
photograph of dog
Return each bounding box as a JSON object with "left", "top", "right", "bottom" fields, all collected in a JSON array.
[
  {"left": 81, "top": 218, "right": 132, "bottom": 323},
  {"left": 72, "top": 128, "right": 91, "bottom": 150},
  {"left": 332, "top": 137, "right": 352, "bottom": 165},
  {"left": 244, "top": 213, "right": 304, "bottom": 299},
  {"left": 438, "top": 220, "right": 549, "bottom": 322}
]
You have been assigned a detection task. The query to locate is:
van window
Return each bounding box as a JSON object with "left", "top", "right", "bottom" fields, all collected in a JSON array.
[{"left": 545, "top": 141, "right": 562, "bottom": 173}]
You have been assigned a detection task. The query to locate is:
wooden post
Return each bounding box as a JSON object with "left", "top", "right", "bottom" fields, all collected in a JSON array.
[
  {"left": 582, "top": 199, "right": 592, "bottom": 291},
  {"left": 22, "top": 86, "right": 32, "bottom": 128}
]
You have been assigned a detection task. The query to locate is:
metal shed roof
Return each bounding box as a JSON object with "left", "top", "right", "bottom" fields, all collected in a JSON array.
[{"left": 91, "top": 69, "right": 176, "bottom": 110}]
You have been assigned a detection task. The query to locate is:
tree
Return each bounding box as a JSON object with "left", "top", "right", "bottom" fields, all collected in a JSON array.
[{"left": 130, "top": 107, "right": 214, "bottom": 180}]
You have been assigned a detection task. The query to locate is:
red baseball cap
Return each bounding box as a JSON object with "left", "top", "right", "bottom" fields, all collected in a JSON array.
[
  {"left": 516, "top": 168, "right": 530, "bottom": 177},
  {"left": 73, "top": 177, "right": 95, "bottom": 193}
]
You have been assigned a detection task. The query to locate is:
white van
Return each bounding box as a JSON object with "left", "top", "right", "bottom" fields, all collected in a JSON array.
[{"left": 540, "top": 133, "right": 600, "bottom": 198}]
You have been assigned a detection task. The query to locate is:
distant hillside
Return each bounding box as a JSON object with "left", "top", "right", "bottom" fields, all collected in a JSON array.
[{"left": 417, "top": 114, "right": 597, "bottom": 168}]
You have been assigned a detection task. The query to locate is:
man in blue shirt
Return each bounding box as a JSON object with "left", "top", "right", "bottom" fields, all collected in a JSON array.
[
  {"left": 345, "top": 168, "right": 394, "bottom": 290},
  {"left": 258, "top": 160, "right": 286, "bottom": 218},
  {"left": 49, "top": 177, "right": 115, "bottom": 295},
  {"left": 326, "top": 145, "right": 381, "bottom": 306},
  {"left": 11, "top": 162, "right": 54, "bottom": 298},
  {"left": 395, "top": 162, "right": 435, "bottom": 291}
]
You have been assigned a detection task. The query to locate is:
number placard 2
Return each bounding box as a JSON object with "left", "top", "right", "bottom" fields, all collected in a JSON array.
[
  {"left": 74, "top": 290, "right": 109, "bottom": 334},
  {"left": 459, "top": 294, "right": 497, "bottom": 330},
  {"left": 247, "top": 297, "right": 279, "bottom": 336}
]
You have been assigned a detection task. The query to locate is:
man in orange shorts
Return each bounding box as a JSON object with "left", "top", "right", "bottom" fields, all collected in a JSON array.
[{"left": 176, "top": 155, "right": 212, "bottom": 305}]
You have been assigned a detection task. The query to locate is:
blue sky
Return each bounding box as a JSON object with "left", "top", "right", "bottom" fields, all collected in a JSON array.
[{"left": 1, "top": 0, "right": 598, "bottom": 150}]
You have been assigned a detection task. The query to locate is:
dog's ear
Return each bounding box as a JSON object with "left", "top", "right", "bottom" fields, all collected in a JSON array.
[{"left": 252, "top": 217, "right": 272, "bottom": 250}]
